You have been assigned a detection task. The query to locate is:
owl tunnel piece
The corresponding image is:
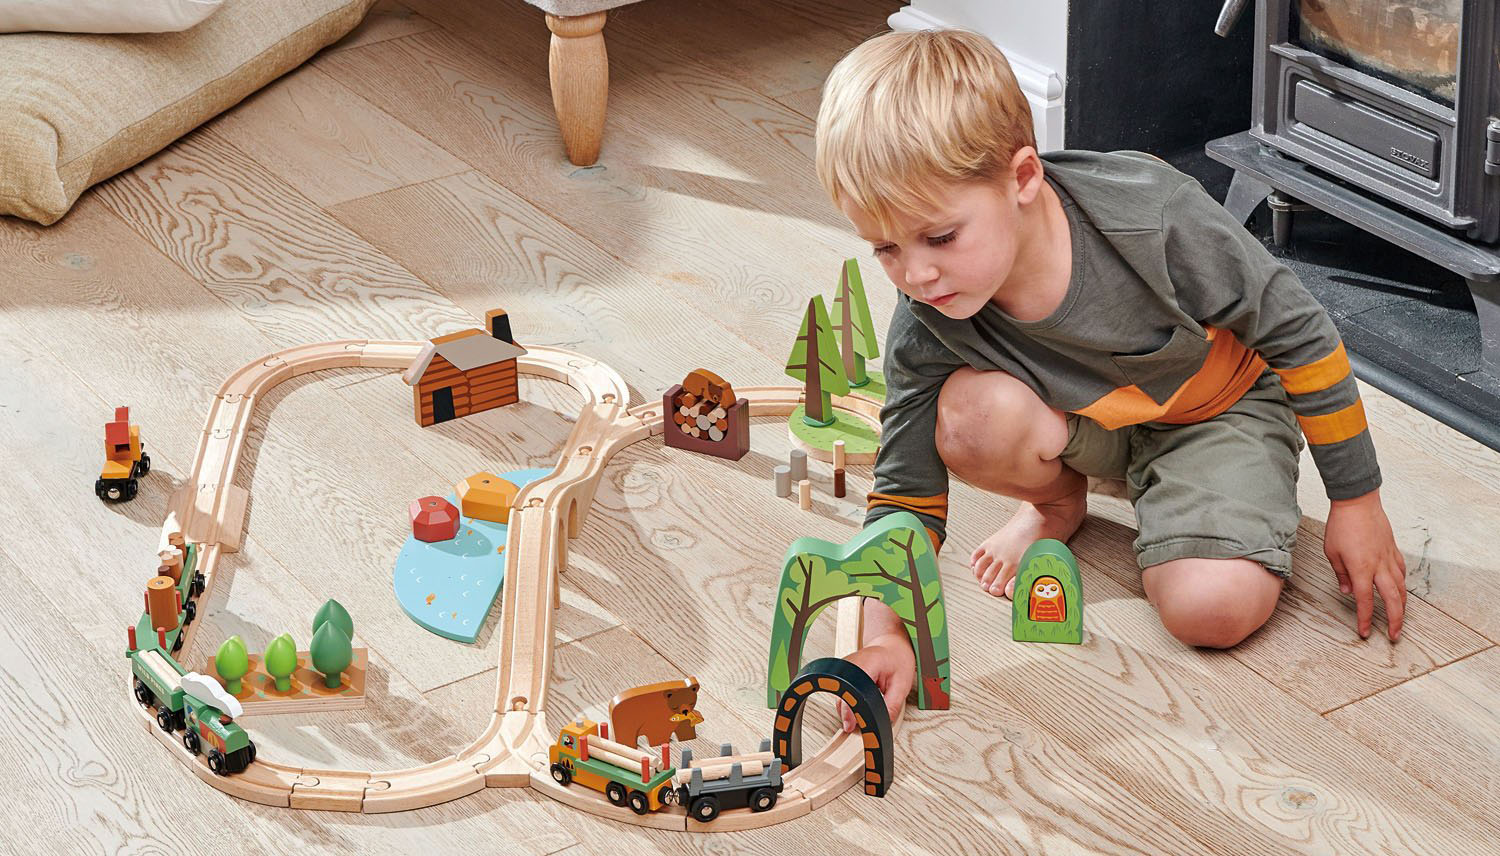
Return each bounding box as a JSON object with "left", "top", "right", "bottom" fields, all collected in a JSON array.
[
  {"left": 1012, "top": 539, "right": 1084, "bottom": 644},
  {"left": 772, "top": 657, "right": 893, "bottom": 797}
]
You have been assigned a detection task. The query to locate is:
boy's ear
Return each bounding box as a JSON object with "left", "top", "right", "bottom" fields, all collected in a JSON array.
[{"left": 1009, "top": 146, "right": 1045, "bottom": 205}]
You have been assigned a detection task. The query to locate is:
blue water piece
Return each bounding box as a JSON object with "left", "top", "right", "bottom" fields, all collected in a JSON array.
[{"left": 393, "top": 468, "right": 554, "bottom": 642}]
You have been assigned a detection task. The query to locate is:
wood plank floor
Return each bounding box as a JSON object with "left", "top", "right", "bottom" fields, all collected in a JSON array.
[{"left": 3, "top": 0, "right": 1498, "bottom": 852}]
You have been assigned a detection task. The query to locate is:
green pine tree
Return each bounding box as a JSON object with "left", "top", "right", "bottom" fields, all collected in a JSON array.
[
  {"left": 785, "top": 295, "right": 849, "bottom": 425},
  {"left": 830, "top": 258, "right": 879, "bottom": 387}
]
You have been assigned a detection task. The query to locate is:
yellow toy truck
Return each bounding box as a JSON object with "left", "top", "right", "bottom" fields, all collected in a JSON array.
[
  {"left": 548, "top": 718, "right": 677, "bottom": 814},
  {"left": 97, "top": 406, "right": 151, "bottom": 502}
]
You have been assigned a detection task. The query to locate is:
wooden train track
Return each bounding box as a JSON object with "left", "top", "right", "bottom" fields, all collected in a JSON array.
[{"left": 133, "top": 339, "right": 891, "bottom": 827}]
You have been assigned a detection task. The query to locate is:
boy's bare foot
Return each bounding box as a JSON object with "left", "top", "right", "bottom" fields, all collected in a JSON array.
[{"left": 971, "top": 486, "right": 1088, "bottom": 598}]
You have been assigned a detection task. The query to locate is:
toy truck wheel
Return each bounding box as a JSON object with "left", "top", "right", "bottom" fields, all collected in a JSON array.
[
  {"left": 157, "top": 709, "right": 176, "bottom": 732},
  {"left": 749, "top": 787, "right": 777, "bottom": 812},
  {"left": 627, "top": 790, "right": 650, "bottom": 815},
  {"left": 97, "top": 479, "right": 126, "bottom": 502},
  {"left": 133, "top": 678, "right": 154, "bottom": 707},
  {"left": 689, "top": 794, "right": 720, "bottom": 822},
  {"left": 137, "top": 453, "right": 151, "bottom": 476},
  {"left": 183, "top": 600, "right": 197, "bottom": 624},
  {"left": 207, "top": 750, "right": 227, "bottom": 776},
  {"left": 605, "top": 781, "right": 627, "bottom": 806},
  {"left": 549, "top": 763, "right": 572, "bottom": 786},
  {"left": 182, "top": 729, "right": 201, "bottom": 755},
  {"left": 192, "top": 573, "right": 206, "bottom": 598}
]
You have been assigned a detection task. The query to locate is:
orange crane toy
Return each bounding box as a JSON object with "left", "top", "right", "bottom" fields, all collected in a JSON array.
[{"left": 97, "top": 406, "right": 151, "bottom": 502}]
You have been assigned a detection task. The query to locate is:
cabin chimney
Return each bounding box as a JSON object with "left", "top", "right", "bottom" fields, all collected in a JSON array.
[{"left": 485, "top": 309, "right": 513, "bottom": 344}]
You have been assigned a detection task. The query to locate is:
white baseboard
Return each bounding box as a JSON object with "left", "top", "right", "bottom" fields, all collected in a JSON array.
[{"left": 888, "top": 5, "right": 1065, "bottom": 151}]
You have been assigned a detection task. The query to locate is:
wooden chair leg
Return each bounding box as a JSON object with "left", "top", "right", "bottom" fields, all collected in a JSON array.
[{"left": 545, "top": 12, "right": 609, "bottom": 166}]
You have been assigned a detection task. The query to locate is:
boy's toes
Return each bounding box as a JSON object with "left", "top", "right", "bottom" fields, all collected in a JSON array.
[{"left": 985, "top": 567, "right": 1009, "bottom": 597}]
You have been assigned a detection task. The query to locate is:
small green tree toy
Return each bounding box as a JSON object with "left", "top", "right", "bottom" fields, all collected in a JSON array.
[
  {"left": 829, "top": 258, "right": 879, "bottom": 388},
  {"left": 214, "top": 635, "right": 250, "bottom": 694},
  {"left": 313, "top": 598, "right": 354, "bottom": 641},
  {"left": 264, "top": 633, "right": 298, "bottom": 691},
  {"left": 785, "top": 294, "right": 849, "bottom": 426},
  {"left": 310, "top": 622, "right": 354, "bottom": 688}
]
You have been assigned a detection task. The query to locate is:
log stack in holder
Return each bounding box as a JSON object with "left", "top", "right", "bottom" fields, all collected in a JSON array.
[{"left": 663, "top": 368, "right": 750, "bottom": 461}]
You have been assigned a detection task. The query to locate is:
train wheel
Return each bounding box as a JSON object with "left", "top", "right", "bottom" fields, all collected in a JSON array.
[
  {"left": 171, "top": 632, "right": 184, "bottom": 654},
  {"left": 549, "top": 763, "right": 572, "bottom": 786},
  {"left": 749, "top": 787, "right": 777, "bottom": 812},
  {"left": 207, "top": 750, "right": 226, "bottom": 776},
  {"left": 182, "top": 729, "right": 201, "bottom": 755},
  {"left": 123, "top": 479, "right": 138, "bottom": 501},
  {"left": 627, "top": 790, "right": 650, "bottom": 815},
  {"left": 137, "top": 453, "right": 151, "bottom": 476},
  {"left": 183, "top": 600, "right": 197, "bottom": 624},
  {"left": 192, "top": 573, "right": 206, "bottom": 598},
  {"left": 689, "top": 795, "right": 720, "bottom": 822},
  {"left": 246, "top": 742, "right": 256, "bottom": 765},
  {"left": 133, "top": 678, "right": 154, "bottom": 707},
  {"left": 605, "top": 781, "right": 627, "bottom": 806},
  {"left": 157, "top": 709, "right": 176, "bottom": 732},
  {"left": 97, "top": 479, "right": 125, "bottom": 502}
]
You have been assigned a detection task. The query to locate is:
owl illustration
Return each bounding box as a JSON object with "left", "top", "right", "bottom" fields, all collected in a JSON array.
[{"left": 1028, "top": 575, "right": 1066, "bottom": 622}]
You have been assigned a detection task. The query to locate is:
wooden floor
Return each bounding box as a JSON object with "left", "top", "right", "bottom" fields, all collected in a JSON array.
[{"left": 4, "top": 0, "right": 1499, "bottom": 852}]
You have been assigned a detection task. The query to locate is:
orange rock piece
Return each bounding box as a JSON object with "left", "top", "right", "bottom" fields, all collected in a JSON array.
[{"left": 455, "top": 471, "right": 520, "bottom": 524}]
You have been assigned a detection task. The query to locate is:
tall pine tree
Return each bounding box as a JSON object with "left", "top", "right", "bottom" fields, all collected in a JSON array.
[
  {"left": 830, "top": 258, "right": 879, "bottom": 387},
  {"left": 785, "top": 295, "right": 849, "bottom": 425}
]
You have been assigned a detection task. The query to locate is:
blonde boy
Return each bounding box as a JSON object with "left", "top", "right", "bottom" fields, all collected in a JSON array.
[{"left": 817, "top": 29, "right": 1409, "bottom": 726}]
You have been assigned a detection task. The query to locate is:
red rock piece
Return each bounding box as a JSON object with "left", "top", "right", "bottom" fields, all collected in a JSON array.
[{"left": 409, "top": 495, "right": 460, "bottom": 542}]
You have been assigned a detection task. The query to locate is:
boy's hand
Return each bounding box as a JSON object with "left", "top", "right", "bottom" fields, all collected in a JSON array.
[
  {"left": 1324, "top": 488, "right": 1407, "bottom": 641},
  {"left": 839, "top": 632, "right": 915, "bottom": 732}
]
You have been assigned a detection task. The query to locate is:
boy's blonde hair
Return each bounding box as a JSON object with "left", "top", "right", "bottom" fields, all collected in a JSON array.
[{"left": 816, "top": 29, "right": 1036, "bottom": 233}]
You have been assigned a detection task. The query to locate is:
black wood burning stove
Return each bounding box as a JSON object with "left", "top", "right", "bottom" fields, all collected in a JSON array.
[{"left": 1207, "top": 0, "right": 1500, "bottom": 379}]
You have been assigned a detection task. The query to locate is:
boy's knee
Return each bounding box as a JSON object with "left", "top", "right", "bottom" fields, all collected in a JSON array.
[
  {"left": 1144, "top": 558, "right": 1283, "bottom": 649},
  {"left": 935, "top": 369, "right": 1056, "bottom": 472}
]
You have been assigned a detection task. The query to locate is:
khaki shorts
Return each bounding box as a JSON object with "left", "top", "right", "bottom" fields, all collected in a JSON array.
[{"left": 1060, "top": 370, "right": 1304, "bottom": 578}]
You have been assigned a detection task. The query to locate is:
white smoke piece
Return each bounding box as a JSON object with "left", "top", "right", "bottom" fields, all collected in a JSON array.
[{"left": 181, "top": 672, "right": 243, "bottom": 718}]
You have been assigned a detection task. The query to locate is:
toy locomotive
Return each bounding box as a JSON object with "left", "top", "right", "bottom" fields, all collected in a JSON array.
[{"left": 98, "top": 406, "right": 151, "bottom": 502}]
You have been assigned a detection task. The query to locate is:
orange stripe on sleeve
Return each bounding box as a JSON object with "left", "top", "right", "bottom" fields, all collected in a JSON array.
[
  {"left": 1296, "top": 399, "right": 1368, "bottom": 445},
  {"left": 1273, "top": 341, "right": 1351, "bottom": 396},
  {"left": 867, "top": 492, "right": 949, "bottom": 522}
]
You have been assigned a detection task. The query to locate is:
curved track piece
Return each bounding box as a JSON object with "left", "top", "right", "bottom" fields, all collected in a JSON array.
[
  {"left": 773, "top": 657, "right": 894, "bottom": 798},
  {"left": 134, "top": 340, "right": 891, "bottom": 828}
]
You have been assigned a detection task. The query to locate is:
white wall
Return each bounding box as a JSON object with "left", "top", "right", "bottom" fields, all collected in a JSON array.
[{"left": 888, "top": 1, "right": 1067, "bottom": 151}]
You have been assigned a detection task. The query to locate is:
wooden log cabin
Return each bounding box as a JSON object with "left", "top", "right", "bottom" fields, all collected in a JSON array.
[{"left": 403, "top": 309, "right": 527, "bottom": 427}]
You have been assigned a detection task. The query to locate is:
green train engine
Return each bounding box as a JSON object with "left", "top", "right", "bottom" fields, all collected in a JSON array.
[
  {"left": 180, "top": 673, "right": 256, "bottom": 775},
  {"left": 128, "top": 647, "right": 256, "bottom": 776}
]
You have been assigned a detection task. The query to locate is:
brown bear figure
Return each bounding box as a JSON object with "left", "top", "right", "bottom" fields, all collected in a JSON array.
[{"left": 608, "top": 676, "right": 703, "bottom": 748}]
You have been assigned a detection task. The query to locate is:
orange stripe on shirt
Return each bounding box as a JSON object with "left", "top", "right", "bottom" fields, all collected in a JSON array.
[
  {"left": 1297, "top": 399, "right": 1369, "bottom": 445},
  {"left": 1273, "top": 341, "right": 1351, "bottom": 395},
  {"left": 1073, "top": 326, "right": 1266, "bottom": 430},
  {"left": 867, "top": 492, "right": 949, "bottom": 522}
]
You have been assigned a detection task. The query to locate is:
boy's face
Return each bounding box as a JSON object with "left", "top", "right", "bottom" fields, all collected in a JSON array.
[{"left": 842, "top": 151, "right": 1041, "bottom": 320}]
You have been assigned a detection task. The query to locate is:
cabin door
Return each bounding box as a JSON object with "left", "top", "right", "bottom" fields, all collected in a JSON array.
[{"left": 432, "top": 387, "right": 456, "bottom": 423}]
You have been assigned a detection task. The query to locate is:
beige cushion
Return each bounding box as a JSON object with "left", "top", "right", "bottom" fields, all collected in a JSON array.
[
  {"left": 0, "top": 0, "right": 376, "bottom": 224},
  {"left": 523, "top": 0, "right": 641, "bottom": 17},
  {"left": 0, "top": 0, "right": 224, "bottom": 34}
]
